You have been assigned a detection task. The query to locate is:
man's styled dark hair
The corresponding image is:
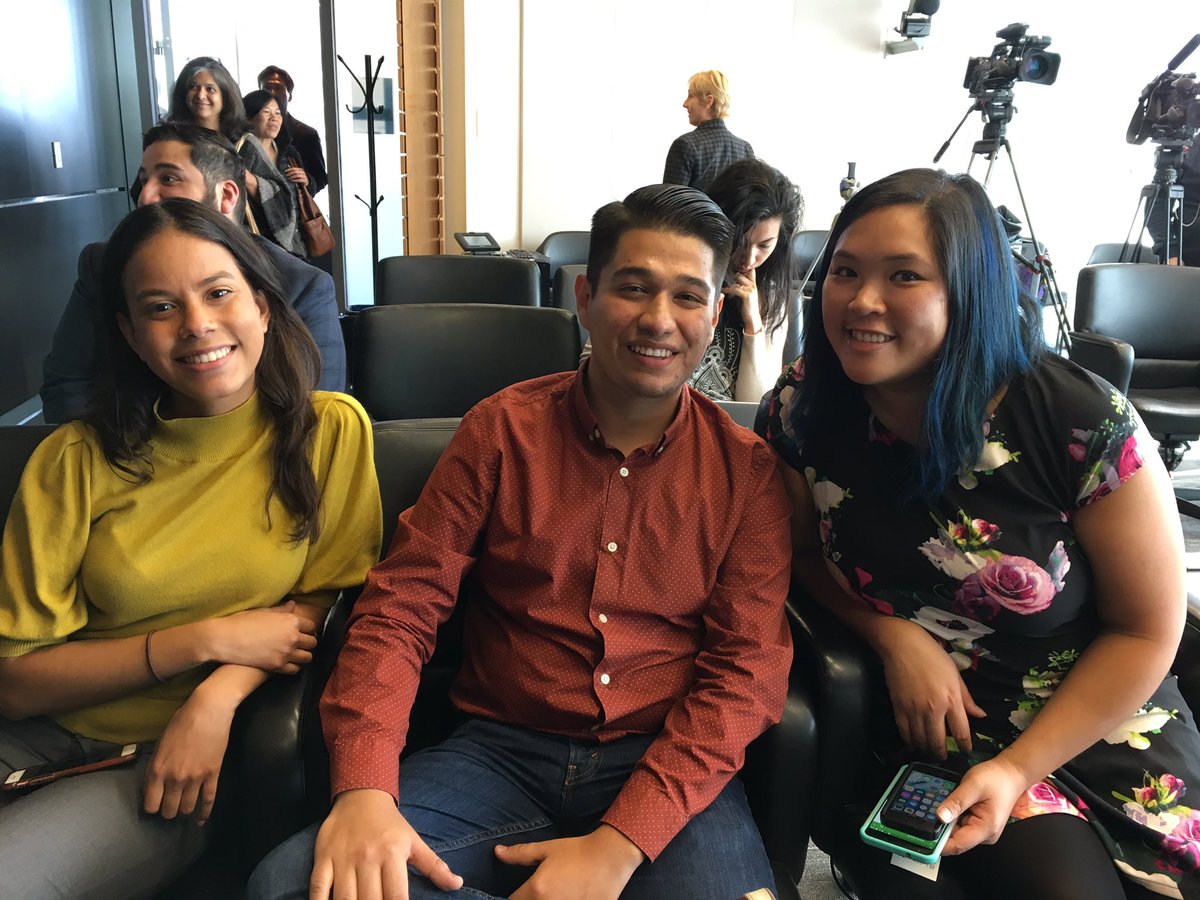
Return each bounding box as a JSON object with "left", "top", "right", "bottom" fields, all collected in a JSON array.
[
  {"left": 91, "top": 198, "right": 323, "bottom": 541},
  {"left": 586, "top": 184, "right": 734, "bottom": 299},
  {"left": 167, "top": 57, "right": 247, "bottom": 140},
  {"left": 142, "top": 122, "right": 247, "bottom": 221},
  {"left": 257, "top": 65, "right": 295, "bottom": 99}
]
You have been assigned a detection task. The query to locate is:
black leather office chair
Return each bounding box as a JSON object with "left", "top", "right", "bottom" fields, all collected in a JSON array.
[
  {"left": 715, "top": 400, "right": 759, "bottom": 429},
  {"left": 551, "top": 263, "right": 589, "bottom": 349},
  {"left": 0, "top": 425, "right": 55, "bottom": 518},
  {"left": 1087, "top": 241, "right": 1156, "bottom": 264},
  {"left": 376, "top": 254, "right": 541, "bottom": 307},
  {"left": 535, "top": 230, "right": 590, "bottom": 292},
  {"left": 349, "top": 304, "right": 582, "bottom": 420},
  {"left": 791, "top": 229, "right": 829, "bottom": 296},
  {"left": 230, "top": 418, "right": 469, "bottom": 872},
  {"left": 1070, "top": 263, "right": 1200, "bottom": 479}
]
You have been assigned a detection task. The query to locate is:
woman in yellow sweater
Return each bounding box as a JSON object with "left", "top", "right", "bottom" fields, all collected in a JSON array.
[{"left": 0, "top": 198, "right": 381, "bottom": 898}]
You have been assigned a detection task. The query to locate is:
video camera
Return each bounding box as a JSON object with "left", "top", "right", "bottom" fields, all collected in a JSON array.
[
  {"left": 1127, "top": 36, "right": 1200, "bottom": 148},
  {"left": 963, "top": 23, "right": 1060, "bottom": 98}
]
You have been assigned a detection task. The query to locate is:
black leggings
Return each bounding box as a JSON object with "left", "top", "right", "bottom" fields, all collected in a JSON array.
[{"left": 833, "top": 806, "right": 1162, "bottom": 900}]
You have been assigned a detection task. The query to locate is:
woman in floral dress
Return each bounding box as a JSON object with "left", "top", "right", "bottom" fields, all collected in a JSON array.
[{"left": 758, "top": 168, "right": 1200, "bottom": 899}]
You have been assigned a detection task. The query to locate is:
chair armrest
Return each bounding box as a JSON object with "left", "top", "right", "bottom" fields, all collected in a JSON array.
[
  {"left": 785, "top": 586, "right": 875, "bottom": 851},
  {"left": 1174, "top": 595, "right": 1200, "bottom": 713},
  {"left": 222, "top": 592, "right": 352, "bottom": 872},
  {"left": 741, "top": 632, "right": 818, "bottom": 894},
  {"left": 1068, "top": 331, "right": 1134, "bottom": 395}
]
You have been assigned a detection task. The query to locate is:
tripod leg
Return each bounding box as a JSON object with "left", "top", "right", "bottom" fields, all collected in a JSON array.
[{"left": 998, "top": 141, "right": 1072, "bottom": 351}]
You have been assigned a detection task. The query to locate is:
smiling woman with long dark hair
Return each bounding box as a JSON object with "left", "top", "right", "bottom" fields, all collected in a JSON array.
[{"left": 0, "top": 199, "right": 379, "bottom": 898}]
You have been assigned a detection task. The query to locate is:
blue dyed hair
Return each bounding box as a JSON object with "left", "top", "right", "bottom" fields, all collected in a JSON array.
[{"left": 794, "top": 168, "right": 1045, "bottom": 503}]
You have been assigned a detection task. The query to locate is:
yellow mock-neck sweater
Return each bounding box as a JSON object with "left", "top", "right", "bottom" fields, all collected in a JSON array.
[{"left": 0, "top": 392, "right": 381, "bottom": 743}]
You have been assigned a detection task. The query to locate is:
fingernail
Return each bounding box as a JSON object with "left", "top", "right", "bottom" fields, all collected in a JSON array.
[{"left": 938, "top": 808, "right": 953, "bottom": 823}]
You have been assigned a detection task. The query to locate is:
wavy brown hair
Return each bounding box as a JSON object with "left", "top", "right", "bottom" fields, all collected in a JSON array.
[{"left": 88, "top": 198, "right": 323, "bottom": 541}]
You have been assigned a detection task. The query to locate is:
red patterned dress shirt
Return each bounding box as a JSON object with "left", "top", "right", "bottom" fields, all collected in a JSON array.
[{"left": 322, "top": 365, "right": 793, "bottom": 859}]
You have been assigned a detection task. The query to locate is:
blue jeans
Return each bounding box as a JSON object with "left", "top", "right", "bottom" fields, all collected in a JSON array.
[{"left": 248, "top": 718, "right": 775, "bottom": 899}]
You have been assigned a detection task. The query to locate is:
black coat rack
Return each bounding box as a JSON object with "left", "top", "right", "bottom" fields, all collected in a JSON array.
[{"left": 338, "top": 53, "right": 386, "bottom": 303}]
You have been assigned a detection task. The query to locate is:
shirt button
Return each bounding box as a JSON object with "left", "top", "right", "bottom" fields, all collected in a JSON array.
[
  {"left": 600, "top": 673, "right": 611, "bottom": 685},
  {"left": 619, "top": 467, "right": 629, "bottom": 477},
  {"left": 598, "top": 614, "right": 608, "bottom": 624},
  {"left": 606, "top": 541, "right": 618, "bottom": 552}
]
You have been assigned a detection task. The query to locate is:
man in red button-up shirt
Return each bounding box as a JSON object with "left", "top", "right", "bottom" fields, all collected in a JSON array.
[{"left": 249, "top": 185, "right": 793, "bottom": 900}]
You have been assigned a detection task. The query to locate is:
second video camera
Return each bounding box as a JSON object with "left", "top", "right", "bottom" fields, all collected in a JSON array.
[
  {"left": 964, "top": 23, "right": 1061, "bottom": 97},
  {"left": 1127, "top": 53, "right": 1200, "bottom": 147}
]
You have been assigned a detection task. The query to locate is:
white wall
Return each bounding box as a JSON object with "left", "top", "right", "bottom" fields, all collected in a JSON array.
[
  {"left": 329, "top": 1, "right": 405, "bottom": 306},
  {"left": 448, "top": 0, "right": 1200, "bottom": 301},
  {"left": 461, "top": 0, "right": 522, "bottom": 246}
]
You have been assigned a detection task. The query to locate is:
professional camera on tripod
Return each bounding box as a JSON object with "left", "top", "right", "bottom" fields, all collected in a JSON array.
[
  {"left": 1123, "top": 35, "right": 1200, "bottom": 264},
  {"left": 954, "top": 23, "right": 1061, "bottom": 160},
  {"left": 934, "top": 23, "right": 1070, "bottom": 350}
]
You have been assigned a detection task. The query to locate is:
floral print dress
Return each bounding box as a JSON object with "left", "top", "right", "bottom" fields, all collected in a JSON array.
[{"left": 760, "top": 353, "right": 1200, "bottom": 898}]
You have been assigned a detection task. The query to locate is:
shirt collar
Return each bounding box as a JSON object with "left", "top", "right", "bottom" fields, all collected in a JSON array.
[{"left": 570, "top": 360, "right": 693, "bottom": 458}]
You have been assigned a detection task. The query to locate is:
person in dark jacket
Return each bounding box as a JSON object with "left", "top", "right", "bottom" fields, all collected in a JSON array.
[
  {"left": 41, "top": 123, "right": 345, "bottom": 422},
  {"left": 663, "top": 69, "right": 754, "bottom": 193}
]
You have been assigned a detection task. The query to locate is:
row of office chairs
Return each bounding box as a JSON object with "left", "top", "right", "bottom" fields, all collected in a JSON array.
[
  {"left": 372, "top": 224, "right": 830, "bottom": 310},
  {"left": 341, "top": 301, "right": 760, "bottom": 425}
]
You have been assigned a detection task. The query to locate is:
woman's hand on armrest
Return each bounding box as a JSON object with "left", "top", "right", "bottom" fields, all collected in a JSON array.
[
  {"left": 871, "top": 616, "right": 985, "bottom": 758},
  {"left": 143, "top": 672, "right": 242, "bottom": 826},
  {"left": 780, "top": 465, "right": 983, "bottom": 757},
  {"left": 197, "top": 600, "right": 317, "bottom": 674}
]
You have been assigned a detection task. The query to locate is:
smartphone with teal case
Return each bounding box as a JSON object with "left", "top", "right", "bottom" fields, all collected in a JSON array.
[{"left": 859, "top": 763, "right": 957, "bottom": 865}]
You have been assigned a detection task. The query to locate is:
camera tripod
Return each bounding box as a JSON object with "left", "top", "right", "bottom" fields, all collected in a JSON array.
[
  {"left": 934, "top": 99, "right": 1073, "bottom": 352},
  {"left": 1122, "top": 144, "right": 1186, "bottom": 263}
]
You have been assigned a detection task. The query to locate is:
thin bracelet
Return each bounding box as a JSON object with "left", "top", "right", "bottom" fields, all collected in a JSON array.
[
  {"left": 145, "top": 630, "right": 168, "bottom": 683},
  {"left": 743, "top": 325, "right": 764, "bottom": 336}
]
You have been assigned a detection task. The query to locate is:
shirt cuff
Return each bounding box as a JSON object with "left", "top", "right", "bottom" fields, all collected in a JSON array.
[
  {"left": 600, "top": 768, "right": 691, "bottom": 861},
  {"left": 328, "top": 734, "right": 401, "bottom": 802}
]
